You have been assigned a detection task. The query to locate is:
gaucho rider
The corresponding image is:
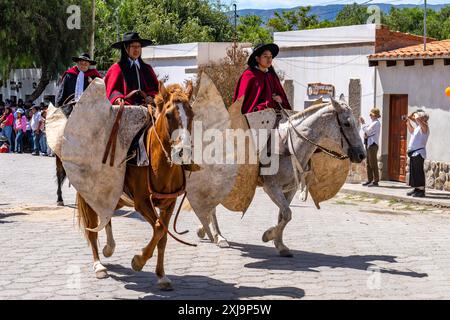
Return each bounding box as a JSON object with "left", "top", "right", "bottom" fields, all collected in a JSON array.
[
  {"left": 233, "top": 43, "right": 292, "bottom": 114},
  {"left": 104, "top": 32, "right": 159, "bottom": 165},
  {"left": 104, "top": 31, "right": 158, "bottom": 107},
  {"left": 56, "top": 53, "right": 102, "bottom": 115},
  {"left": 233, "top": 43, "right": 292, "bottom": 173}
]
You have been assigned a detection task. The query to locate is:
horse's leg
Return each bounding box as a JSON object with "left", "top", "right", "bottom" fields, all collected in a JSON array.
[
  {"left": 195, "top": 209, "right": 215, "bottom": 243},
  {"left": 130, "top": 198, "right": 165, "bottom": 273},
  {"left": 56, "top": 156, "right": 66, "bottom": 206},
  {"left": 102, "top": 221, "right": 116, "bottom": 258},
  {"left": 210, "top": 208, "right": 229, "bottom": 248},
  {"left": 262, "top": 178, "right": 294, "bottom": 257},
  {"left": 76, "top": 192, "right": 108, "bottom": 278},
  {"left": 155, "top": 204, "right": 175, "bottom": 291},
  {"left": 273, "top": 189, "right": 297, "bottom": 257}
]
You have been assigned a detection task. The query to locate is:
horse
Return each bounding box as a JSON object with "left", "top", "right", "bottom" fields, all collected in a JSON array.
[
  {"left": 194, "top": 95, "right": 366, "bottom": 256},
  {"left": 76, "top": 82, "right": 194, "bottom": 290}
]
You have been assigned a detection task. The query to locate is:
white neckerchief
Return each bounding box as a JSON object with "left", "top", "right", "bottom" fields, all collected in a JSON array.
[
  {"left": 74, "top": 67, "right": 85, "bottom": 102},
  {"left": 129, "top": 58, "right": 141, "bottom": 90}
]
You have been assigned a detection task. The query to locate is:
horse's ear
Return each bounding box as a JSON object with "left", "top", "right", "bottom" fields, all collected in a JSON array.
[
  {"left": 331, "top": 97, "right": 344, "bottom": 112},
  {"left": 339, "top": 93, "right": 346, "bottom": 103},
  {"left": 159, "top": 81, "right": 169, "bottom": 102},
  {"left": 185, "top": 80, "right": 194, "bottom": 101}
]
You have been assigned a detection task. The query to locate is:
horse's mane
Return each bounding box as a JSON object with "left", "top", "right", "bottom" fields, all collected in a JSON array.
[
  {"left": 290, "top": 102, "right": 331, "bottom": 121},
  {"left": 165, "top": 84, "right": 189, "bottom": 104}
]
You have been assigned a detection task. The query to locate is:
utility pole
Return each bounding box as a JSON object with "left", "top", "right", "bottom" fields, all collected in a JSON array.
[
  {"left": 424, "top": 0, "right": 427, "bottom": 51},
  {"left": 233, "top": 3, "right": 238, "bottom": 64},
  {"left": 90, "top": 0, "right": 96, "bottom": 58}
]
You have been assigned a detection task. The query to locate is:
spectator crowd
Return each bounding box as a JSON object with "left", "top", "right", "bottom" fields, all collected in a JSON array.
[{"left": 0, "top": 98, "right": 53, "bottom": 156}]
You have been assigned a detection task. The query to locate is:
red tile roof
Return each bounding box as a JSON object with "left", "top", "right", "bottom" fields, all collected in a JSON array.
[{"left": 369, "top": 39, "right": 450, "bottom": 60}]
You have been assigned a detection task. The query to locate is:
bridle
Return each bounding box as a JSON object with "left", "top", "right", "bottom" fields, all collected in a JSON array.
[{"left": 279, "top": 104, "right": 350, "bottom": 161}]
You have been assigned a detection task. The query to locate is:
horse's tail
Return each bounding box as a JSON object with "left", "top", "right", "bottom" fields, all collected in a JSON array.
[
  {"left": 118, "top": 193, "right": 135, "bottom": 208},
  {"left": 76, "top": 192, "right": 99, "bottom": 242}
]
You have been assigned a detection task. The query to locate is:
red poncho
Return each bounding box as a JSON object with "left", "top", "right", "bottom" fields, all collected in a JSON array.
[
  {"left": 104, "top": 62, "right": 159, "bottom": 105},
  {"left": 233, "top": 68, "right": 292, "bottom": 114},
  {"left": 60, "top": 66, "right": 102, "bottom": 84}
]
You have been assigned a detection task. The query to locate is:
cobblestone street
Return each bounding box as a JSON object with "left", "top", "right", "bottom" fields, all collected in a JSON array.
[{"left": 2, "top": 153, "right": 450, "bottom": 300}]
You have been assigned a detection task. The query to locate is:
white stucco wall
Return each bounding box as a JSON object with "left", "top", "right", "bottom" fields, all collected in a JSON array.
[
  {"left": 377, "top": 59, "right": 450, "bottom": 162},
  {"left": 148, "top": 58, "right": 198, "bottom": 86},
  {"left": 0, "top": 69, "right": 58, "bottom": 103},
  {"left": 273, "top": 45, "right": 379, "bottom": 118}
]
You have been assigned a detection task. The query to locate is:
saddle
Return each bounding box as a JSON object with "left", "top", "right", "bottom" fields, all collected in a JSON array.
[{"left": 102, "top": 90, "right": 153, "bottom": 167}]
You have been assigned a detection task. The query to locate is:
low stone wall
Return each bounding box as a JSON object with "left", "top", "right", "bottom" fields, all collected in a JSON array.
[
  {"left": 407, "top": 159, "right": 450, "bottom": 192},
  {"left": 346, "top": 160, "right": 384, "bottom": 184}
]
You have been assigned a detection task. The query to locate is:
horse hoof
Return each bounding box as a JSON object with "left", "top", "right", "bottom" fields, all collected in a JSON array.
[
  {"left": 131, "top": 255, "right": 144, "bottom": 272},
  {"left": 95, "top": 270, "right": 109, "bottom": 279},
  {"left": 279, "top": 249, "right": 293, "bottom": 258},
  {"left": 103, "top": 245, "right": 115, "bottom": 258},
  {"left": 158, "top": 278, "right": 173, "bottom": 291},
  {"left": 262, "top": 227, "right": 276, "bottom": 243},
  {"left": 217, "top": 239, "right": 230, "bottom": 248},
  {"left": 57, "top": 201, "right": 64, "bottom": 207},
  {"left": 197, "top": 226, "right": 206, "bottom": 239}
]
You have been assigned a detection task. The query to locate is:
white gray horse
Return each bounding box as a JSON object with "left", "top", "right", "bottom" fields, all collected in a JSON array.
[{"left": 192, "top": 95, "right": 366, "bottom": 256}]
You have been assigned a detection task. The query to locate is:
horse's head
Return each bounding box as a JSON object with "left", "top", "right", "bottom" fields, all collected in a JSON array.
[
  {"left": 154, "top": 81, "right": 194, "bottom": 165},
  {"left": 330, "top": 95, "right": 366, "bottom": 163}
]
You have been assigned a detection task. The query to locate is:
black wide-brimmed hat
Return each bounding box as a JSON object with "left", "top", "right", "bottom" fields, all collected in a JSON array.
[
  {"left": 72, "top": 53, "right": 96, "bottom": 65},
  {"left": 111, "top": 32, "right": 153, "bottom": 49},
  {"left": 247, "top": 43, "right": 279, "bottom": 66}
]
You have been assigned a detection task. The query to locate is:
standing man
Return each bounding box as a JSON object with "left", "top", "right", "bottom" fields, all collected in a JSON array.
[
  {"left": 56, "top": 53, "right": 102, "bottom": 114},
  {"left": 359, "top": 108, "right": 381, "bottom": 187},
  {"left": 104, "top": 32, "right": 159, "bottom": 107},
  {"left": 406, "top": 110, "right": 429, "bottom": 197},
  {"left": 30, "top": 106, "right": 42, "bottom": 156}
]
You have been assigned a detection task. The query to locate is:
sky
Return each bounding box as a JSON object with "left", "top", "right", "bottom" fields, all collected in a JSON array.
[{"left": 232, "top": 0, "right": 450, "bottom": 10}]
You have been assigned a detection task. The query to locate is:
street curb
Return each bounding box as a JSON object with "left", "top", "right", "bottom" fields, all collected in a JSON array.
[{"left": 340, "top": 188, "right": 450, "bottom": 209}]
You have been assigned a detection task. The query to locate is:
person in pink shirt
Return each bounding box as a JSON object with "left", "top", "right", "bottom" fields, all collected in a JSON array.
[
  {"left": 14, "top": 108, "right": 27, "bottom": 153},
  {"left": 0, "top": 107, "right": 14, "bottom": 151}
]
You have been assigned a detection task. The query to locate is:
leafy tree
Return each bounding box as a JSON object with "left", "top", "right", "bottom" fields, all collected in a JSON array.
[
  {"left": 0, "top": 0, "right": 92, "bottom": 101},
  {"left": 94, "top": 0, "right": 233, "bottom": 70},
  {"left": 334, "top": 3, "right": 370, "bottom": 26},
  {"left": 237, "top": 15, "right": 272, "bottom": 45},
  {"left": 267, "top": 6, "right": 319, "bottom": 32}
]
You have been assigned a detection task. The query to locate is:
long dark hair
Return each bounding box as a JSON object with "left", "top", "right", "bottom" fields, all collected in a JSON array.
[
  {"left": 4, "top": 107, "right": 12, "bottom": 115},
  {"left": 248, "top": 50, "right": 276, "bottom": 74},
  {"left": 118, "top": 43, "right": 148, "bottom": 88}
]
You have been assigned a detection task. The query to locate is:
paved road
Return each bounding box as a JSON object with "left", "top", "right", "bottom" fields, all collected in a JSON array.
[{"left": 2, "top": 153, "right": 450, "bottom": 299}]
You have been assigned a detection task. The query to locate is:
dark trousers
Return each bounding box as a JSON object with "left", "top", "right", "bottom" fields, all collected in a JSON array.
[
  {"left": 409, "top": 155, "right": 425, "bottom": 188},
  {"left": 366, "top": 143, "right": 379, "bottom": 182}
]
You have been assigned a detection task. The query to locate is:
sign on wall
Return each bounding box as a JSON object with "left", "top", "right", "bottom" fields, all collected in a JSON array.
[{"left": 307, "top": 83, "right": 335, "bottom": 98}]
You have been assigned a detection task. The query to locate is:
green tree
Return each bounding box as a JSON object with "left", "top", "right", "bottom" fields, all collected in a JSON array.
[
  {"left": 334, "top": 3, "right": 370, "bottom": 26},
  {"left": 94, "top": 0, "right": 233, "bottom": 70},
  {"left": 0, "top": 0, "right": 92, "bottom": 101},
  {"left": 237, "top": 15, "right": 272, "bottom": 45},
  {"left": 267, "top": 6, "right": 319, "bottom": 32}
]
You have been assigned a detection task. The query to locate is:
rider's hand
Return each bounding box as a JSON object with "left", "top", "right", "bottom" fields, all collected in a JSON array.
[
  {"left": 115, "top": 98, "right": 125, "bottom": 107},
  {"left": 145, "top": 95, "right": 154, "bottom": 105},
  {"left": 273, "top": 95, "right": 282, "bottom": 104}
]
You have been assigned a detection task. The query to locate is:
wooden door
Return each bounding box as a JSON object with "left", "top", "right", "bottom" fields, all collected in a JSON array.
[{"left": 388, "top": 95, "right": 408, "bottom": 182}]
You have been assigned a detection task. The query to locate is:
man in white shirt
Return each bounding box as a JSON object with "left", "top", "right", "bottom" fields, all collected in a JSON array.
[
  {"left": 359, "top": 108, "right": 381, "bottom": 187},
  {"left": 30, "top": 106, "right": 42, "bottom": 156}
]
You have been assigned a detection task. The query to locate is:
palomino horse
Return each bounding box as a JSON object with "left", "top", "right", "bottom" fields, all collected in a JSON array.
[
  {"left": 195, "top": 96, "right": 366, "bottom": 256},
  {"left": 76, "top": 82, "right": 194, "bottom": 290}
]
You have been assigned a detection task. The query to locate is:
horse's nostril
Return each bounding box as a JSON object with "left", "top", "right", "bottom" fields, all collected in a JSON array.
[
  {"left": 179, "top": 150, "right": 183, "bottom": 157},
  {"left": 359, "top": 154, "right": 365, "bottom": 160}
]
